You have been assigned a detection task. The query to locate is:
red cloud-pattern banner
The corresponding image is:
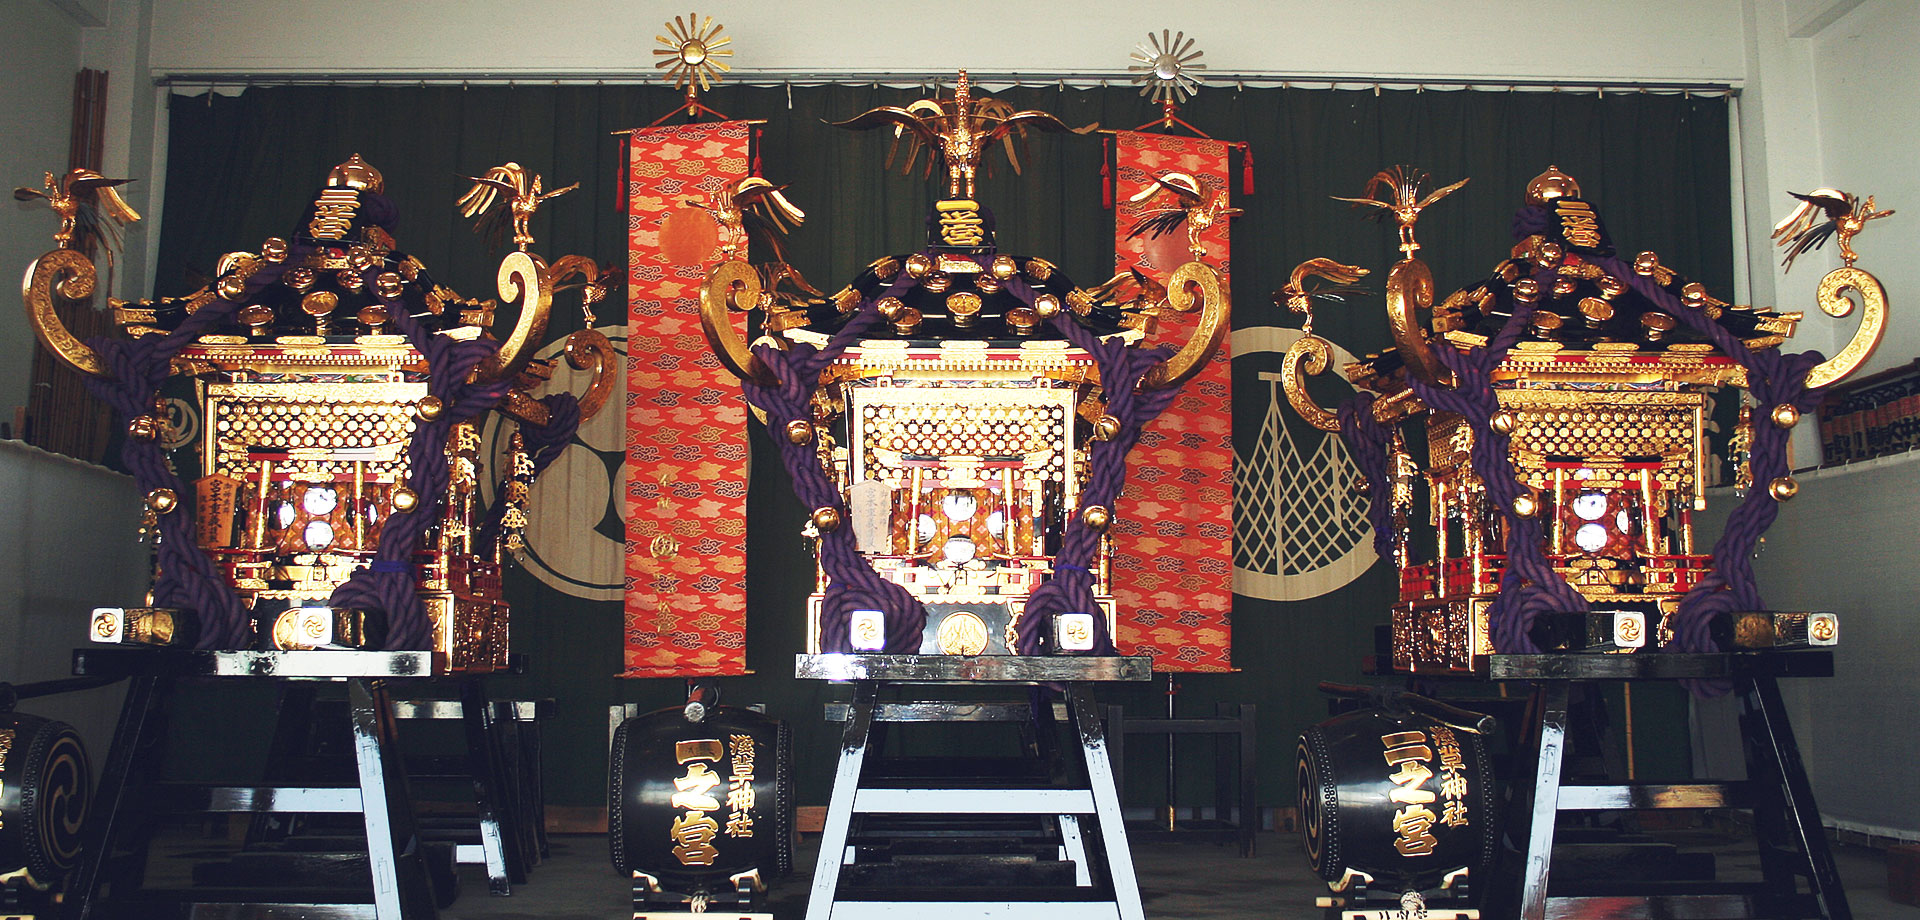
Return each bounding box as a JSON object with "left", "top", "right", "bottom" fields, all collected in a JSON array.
[
  {"left": 622, "top": 120, "right": 753, "bottom": 677},
  {"left": 1110, "top": 130, "right": 1236, "bottom": 672}
]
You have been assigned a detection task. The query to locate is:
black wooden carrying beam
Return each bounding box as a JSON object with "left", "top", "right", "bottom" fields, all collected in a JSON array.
[{"left": 1488, "top": 651, "right": 1850, "bottom": 920}]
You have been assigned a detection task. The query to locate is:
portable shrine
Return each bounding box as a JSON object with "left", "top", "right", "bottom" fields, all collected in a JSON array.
[
  {"left": 16, "top": 155, "right": 615, "bottom": 919},
  {"left": 1284, "top": 165, "right": 1889, "bottom": 919},
  {"left": 688, "top": 69, "right": 1229, "bottom": 920},
  {"left": 1283, "top": 165, "right": 1881, "bottom": 674},
  {"left": 22, "top": 156, "right": 614, "bottom": 670}
]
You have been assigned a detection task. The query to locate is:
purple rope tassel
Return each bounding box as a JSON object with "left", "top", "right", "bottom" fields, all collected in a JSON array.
[
  {"left": 474, "top": 393, "right": 582, "bottom": 549},
  {"left": 327, "top": 264, "right": 509, "bottom": 649},
  {"left": 1338, "top": 394, "right": 1398, "bottom": 559},
  {"left": 84, "top": 247, "right": 305, "bottom": 648}
]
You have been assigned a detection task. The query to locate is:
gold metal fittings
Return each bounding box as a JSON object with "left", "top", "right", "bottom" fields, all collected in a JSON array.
[
  {"left": 811, "top": 507, "right": 843, "bottom": 532},
  {"left": 1386, "top": 257, "right": 1450, "bottom": 386},
  {"left": 1279, "top": 333, "right": 1342, "bottom": 433}
]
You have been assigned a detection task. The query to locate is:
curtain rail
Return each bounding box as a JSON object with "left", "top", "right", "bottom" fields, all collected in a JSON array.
[{"left": 154, "top": 70, "right": 1738, "bottom": 95}]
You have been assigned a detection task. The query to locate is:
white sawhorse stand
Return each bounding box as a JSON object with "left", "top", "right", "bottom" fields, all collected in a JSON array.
[{"left": 798, "top": 654, "right": 1150, "bottom": 920}]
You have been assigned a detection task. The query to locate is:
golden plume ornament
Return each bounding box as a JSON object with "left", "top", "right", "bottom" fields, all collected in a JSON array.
[
  {"left": 1331, "top": 165, "right": 1470, "bottom": 254},
  {"left": 456, "top": 162, "right": 579, "bottom": 253},
  {"left": 1770, "top": 187, "right": 1894, "bottom": 271},
  {"left": 654, "top": 12, "right": 731, "bottom": 96},
  {"left": 1128, "top": 29, "right": 1207, "bottom": 104},
  {"left": 1276, "top": 258, "right": 1371, "bottom": 336},
  {"left": 1125, "top": 171, "right": 1242, "bottom": 260},
  {"left": 831, "top": 71, "right": 1095, "bottom": 198}
]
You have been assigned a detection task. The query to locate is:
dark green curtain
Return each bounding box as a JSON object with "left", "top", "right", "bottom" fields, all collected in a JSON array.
[{"left": 157, "top": 83, "right": 1730, "bottom": 811}]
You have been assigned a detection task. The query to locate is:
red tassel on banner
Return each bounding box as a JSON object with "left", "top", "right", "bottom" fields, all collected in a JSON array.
[
  {"left": 751, "top": 126, "right": 763, "bottom": 177},
  {"left": 1241, "top": 143, "right": 1255, "bottom": 196},
  {"left": 1100, "top": 135, "right": 1114, "bottom": 209},
  {"left": 616, "top": 133, "right": 630, "bottom": 214}
]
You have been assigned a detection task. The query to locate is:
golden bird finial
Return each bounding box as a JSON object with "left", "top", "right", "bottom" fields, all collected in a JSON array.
[
  {"left": 1771, "top": 187, "right": 1894, "bottom": 271},
  {"left": 690, "top": 176, "right": 806, "bottom": 262},
  {"left": 1332, "top": 165, "right": 1469, "bottom": 254},
  {"left": 831, "top": 71, "right": 1095, "bottom": 199},
  {"left": 1126, "top": 171, "right": 1242, "bottom": 260},
  {"left": 456, "top": 162, "right": 578, "bottom": 252},
  {"left": 14, "top": 167, "right": 141, "bottom": 252}
]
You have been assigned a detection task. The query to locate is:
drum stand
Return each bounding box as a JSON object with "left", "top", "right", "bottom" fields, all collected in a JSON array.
[
  {"left": 797, "top": 654, "right": 1150, "bottom": 920},
  {"left": 62, "top": 646, "right": 442, "bottom": 920},
  {"left": 1491, "top": 651, "right": 1850, "bottom": 920}
]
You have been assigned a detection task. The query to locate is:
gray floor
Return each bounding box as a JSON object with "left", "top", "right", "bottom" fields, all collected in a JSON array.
[{"left": 444, "top": 830, "right": 1920, "bottom": 919}]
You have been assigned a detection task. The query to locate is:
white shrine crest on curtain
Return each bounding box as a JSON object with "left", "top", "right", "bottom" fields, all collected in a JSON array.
[{"left": 1233, "top": 326, "right": 1378, "bottom": 601}]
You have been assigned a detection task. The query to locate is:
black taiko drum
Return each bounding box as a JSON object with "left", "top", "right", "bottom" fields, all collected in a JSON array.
[
  {"left": 610, "top": 705, "right": 793, "bottom": 888},
  {"left": 0, "top": 712, "right": 90, "bottom": 884},
  {"left": 1298, "top": 707, "right": 1496, "bottom": 894}
]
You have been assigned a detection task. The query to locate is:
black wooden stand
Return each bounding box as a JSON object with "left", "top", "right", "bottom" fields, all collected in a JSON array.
[
  {"left": 393, "top": 694, "right": 552, "bottom": 896},
  {"left": 1489, "top": 651, "right": 1850, "bottom": 920},
  {"left": 797, "top": 654, "right": 1150, "bottom": 920},
  {"left": 63, "top": 646, "right": 441, "bottom": 920},
  {"left": 1105, "top": 702, "right": 1257, "bottom": 856}
]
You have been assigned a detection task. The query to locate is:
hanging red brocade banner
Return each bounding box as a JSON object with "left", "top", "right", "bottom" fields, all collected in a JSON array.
[
  {"left": 1110, "top": 130, "right": 1235, "bottom": 672},
  {"left": 622, "top": 120, "right": 753, "bottom": 677}
]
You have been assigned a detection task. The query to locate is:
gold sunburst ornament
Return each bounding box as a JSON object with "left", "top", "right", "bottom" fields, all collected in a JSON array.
[
  {"left": 1129, "top": 29, "right": 1206, "bottom": 104},
  {"left": 654, "top": 13, "right": 731, "bottom": 96}
]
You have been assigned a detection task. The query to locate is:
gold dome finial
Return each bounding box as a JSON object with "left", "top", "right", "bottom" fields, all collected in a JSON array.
[
  {"left": 326, "top": 154, "right": 384, "bottom": 193},
  {"left": 1526, "top": 165, "right": 1580, "bottom": 206}
]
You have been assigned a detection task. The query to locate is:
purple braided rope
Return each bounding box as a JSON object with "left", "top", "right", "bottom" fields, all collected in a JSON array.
[
  {"left": 474, "top": 393, "right": 582, "bottom": 550},
  {"left": 1351, "top": 251, "right": 1589, "bottom": 656},
  {"left": 1584, "top": 248, "right": 1824, "bottom": 659},
  {"left": 1003, "top": 276, "right": 1179, "bottom": 656},
  {"left": 327, "top": 264, "right": 509, "bottom": 649},
  {"left": 83, "top": 248, "right": 305, "bottom": 648},
  {"left": 743, "top": 275, "right": 925, "bottom": 654},
  {"left": 1337, "top": 394, "right": 1398, "bottom": 559}
]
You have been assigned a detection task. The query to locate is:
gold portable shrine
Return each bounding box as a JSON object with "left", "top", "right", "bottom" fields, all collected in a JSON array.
[
  {"left": 811, "top": 336, "right": 1103, "bottom": 655},
  {"left": 20, "top": 156, "right": 616, "bottom": 672},
  {"left": 701, "top": 73, "right": 1228, "bottom": 656},
  {"left": 1286, "top": 166, "right": 1887, "bottom": 673}
]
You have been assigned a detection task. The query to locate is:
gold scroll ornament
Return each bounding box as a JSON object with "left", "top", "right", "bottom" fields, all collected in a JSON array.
[
  {"left": 1138, "top": 260, "right": 1229, "bottom": 390},
  {"left": 1804, "top": 265, "right": 1888, "bottom": 390},
  {"left": 700, "top": 259, "right": 775, "bottom": 386}
]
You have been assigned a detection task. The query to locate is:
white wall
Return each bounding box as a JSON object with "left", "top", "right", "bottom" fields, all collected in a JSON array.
[
  {"left": 144, "top": 0, "right": 1749, "bottom": 84},
  {"left": 0, "top": 0, "right": 85, "bottom": 424},
  {"left": 0, "top": 440, "right": 147, "bottom": 768},
  {"left": 1731, "top": 0, "right": 1920, "bottom": 841}
]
